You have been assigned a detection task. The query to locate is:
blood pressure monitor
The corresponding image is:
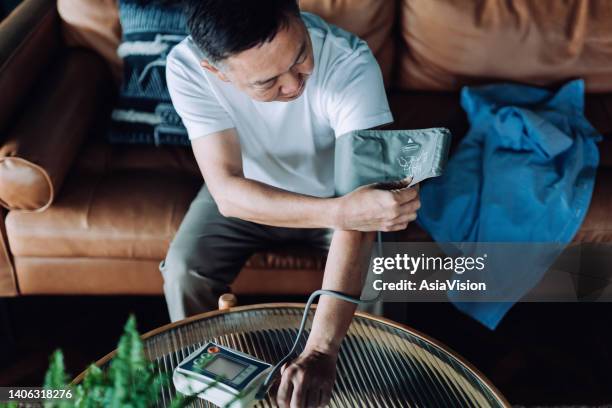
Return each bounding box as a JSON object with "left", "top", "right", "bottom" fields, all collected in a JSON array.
[
  {"left": 173, "top": 290, "right": 380, "bottom": 407},
  {"left": 173, "top": 342, "right": 272, "bottom": 408}
]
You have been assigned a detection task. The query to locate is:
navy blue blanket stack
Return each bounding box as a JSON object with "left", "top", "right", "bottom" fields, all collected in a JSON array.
[{"left": 108, "top": 0, "right": 190, "bottom": 146}]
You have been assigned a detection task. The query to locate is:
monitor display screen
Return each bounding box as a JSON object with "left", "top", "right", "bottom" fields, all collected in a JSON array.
[{"left": 205, "top": 355, "right": 247, "bottom": 381}]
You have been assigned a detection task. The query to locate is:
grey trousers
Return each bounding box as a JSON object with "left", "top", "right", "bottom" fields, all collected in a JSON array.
[{"left": 159, "top": 184, "right": 333, "bottom": 322}]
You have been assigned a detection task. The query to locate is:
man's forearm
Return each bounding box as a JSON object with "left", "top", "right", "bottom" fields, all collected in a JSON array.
[
  {"left": 305, "top": 230, "right": 376, "bottom": 354},
  {"left": 211, "top": 175, "right": 340, "bottom": 229}
]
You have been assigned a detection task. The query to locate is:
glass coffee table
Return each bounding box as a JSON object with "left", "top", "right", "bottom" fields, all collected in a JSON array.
[{"left": 73, "top": 304, "right": 509, "bottom": 407}]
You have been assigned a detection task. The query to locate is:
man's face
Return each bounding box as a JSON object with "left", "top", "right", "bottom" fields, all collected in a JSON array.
[{"left": 200, "top": 17, "right": 314, "bottom": 102}]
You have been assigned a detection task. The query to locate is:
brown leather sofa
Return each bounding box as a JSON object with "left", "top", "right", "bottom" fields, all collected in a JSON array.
[{"left": 1, "top": 0, "right": 611, "bottom": 298}]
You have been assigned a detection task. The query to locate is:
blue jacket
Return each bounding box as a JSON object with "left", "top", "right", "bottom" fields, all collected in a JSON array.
[{"left": 418, "top": 79, "right": 601, "bottom": 329}]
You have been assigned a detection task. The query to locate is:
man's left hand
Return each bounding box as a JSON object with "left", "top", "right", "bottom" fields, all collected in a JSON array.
[{"left": 275, "top": 347, "right": 337, "bottom": 408}]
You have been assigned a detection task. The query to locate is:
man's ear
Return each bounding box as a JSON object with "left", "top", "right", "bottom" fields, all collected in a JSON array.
[{"left": 200, "top": 60, "right": 230, "bottom": 82}]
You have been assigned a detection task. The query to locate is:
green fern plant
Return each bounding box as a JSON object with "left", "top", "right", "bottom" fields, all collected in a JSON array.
[
  {"left": 38, "top": 315, "right": 198, "bottom": 408},
  {"left": 0, "top": 315, "right": 252, "bottom": 408}
]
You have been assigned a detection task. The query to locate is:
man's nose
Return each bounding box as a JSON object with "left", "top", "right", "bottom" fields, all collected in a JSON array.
[{"left": 279, "top": 72, "right": 301, "bottom": 95}]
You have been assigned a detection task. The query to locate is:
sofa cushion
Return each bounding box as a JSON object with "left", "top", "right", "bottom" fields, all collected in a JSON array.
[
  {"left": 6, "top": 171, "right": 201, "bottom": 258},
  {"left": 14, "top": 257, "right": 165, "bottom": 295},
  {"left": 300, "top": 0, "right": 395, "bottom": 85},
  {"left": 399, "top": 0, "right": 612, "bottom": 92}
]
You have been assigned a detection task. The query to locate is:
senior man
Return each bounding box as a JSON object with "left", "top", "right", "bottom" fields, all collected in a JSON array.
[{"left": 161, "top": 0, "right": 420, "bottom": 406}]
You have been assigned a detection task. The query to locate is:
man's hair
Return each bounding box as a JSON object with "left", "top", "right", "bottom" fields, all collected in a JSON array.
[{"left": 183, "top": 0, "right": 300, "bottom": 65}]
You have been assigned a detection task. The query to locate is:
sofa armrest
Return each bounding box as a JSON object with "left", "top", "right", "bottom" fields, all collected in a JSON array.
[
  {"left": 0, "top": 0, "right": 60, "bottom": 133},
  {"left": 0, "top": 48, "right": 115, "bottom": 211},
  {"left": 0, "top": 208, "right": 17, "bottom": 296}
]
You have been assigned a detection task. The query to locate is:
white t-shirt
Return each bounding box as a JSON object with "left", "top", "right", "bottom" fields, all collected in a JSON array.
[{"left": 166, "top": 12, "right": 393, "bottom": 197}]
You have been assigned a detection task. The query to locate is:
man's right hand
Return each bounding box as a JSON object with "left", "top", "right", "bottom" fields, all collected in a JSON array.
[{"left": 334, "top": 178, "right": 421, "bottom": 232}]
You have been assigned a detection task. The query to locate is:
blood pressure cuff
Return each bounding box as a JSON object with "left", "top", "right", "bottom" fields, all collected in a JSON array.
[{"left": 334, "top": 128, "right": 452, "bottom": 196}]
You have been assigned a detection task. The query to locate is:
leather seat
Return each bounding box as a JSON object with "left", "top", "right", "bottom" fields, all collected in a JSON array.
[{"left": 6, "top": 171, "right": 200, "bottom": 259}]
